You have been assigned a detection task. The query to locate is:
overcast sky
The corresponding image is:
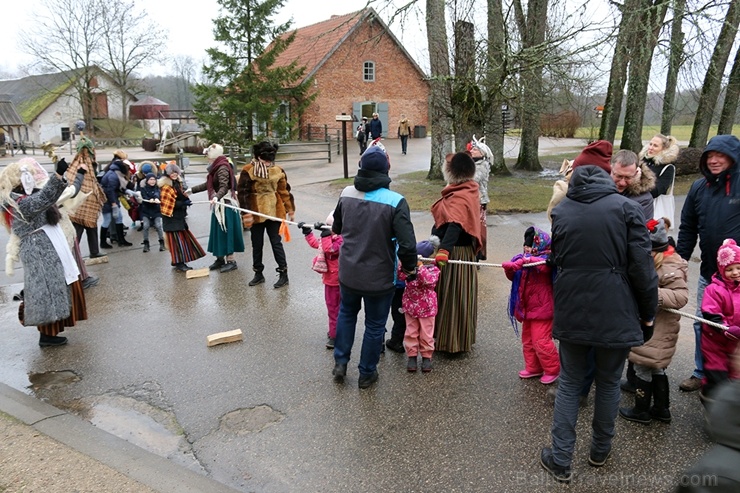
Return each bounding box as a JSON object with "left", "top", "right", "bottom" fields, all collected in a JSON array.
[{"left": 2, "top": 0, "right": 429, "bottom": 77}]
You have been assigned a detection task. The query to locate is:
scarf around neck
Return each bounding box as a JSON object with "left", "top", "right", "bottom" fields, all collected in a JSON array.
[{"left": 430, "top": 180, "right": 483, "bottom": 252}]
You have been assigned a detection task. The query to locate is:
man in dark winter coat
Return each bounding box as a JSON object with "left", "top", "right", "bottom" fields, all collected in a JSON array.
[
  {"left": 541, "top": 164, "right": 658, "bottom": 483},
  {"left": 330, "top": 145, "right": 417, "bottom": 389},
  {"left": 676, "top": 134, "right": 740, "bottom": 393}
]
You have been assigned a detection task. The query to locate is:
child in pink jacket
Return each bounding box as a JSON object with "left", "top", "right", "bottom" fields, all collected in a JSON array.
[
  {"left": 399, "top": 240, "right": 441, "bottom": 373},
  {"left": 502, "top": 226, "right": 560, "bottom": 385},
  {"left": 700, "top": 238, "right": 740, "bottom": 403},
  {"left": 298, "top": 212, "right": 343, "bottom": 349}
]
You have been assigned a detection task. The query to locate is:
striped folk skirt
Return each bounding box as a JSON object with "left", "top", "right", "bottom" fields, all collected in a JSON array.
[
  {"left": 165, "top": 229, "right": 206, "bottom": 265},
  {"left": 434, "top": 245, "right": 478, "bottom": 353},
  {"left": 20, "top": 280, "right": 88, "bottom": 336}
]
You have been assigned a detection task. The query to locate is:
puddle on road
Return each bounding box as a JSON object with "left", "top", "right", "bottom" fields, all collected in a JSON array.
[
  {"left": 71, "top": 393, "right": 204, "bottom": 473},
  {"left": 219, "top": 405, "right": 284, "bottom": 435},
  {"left": 28, "top": 370, "right": 80, "bottom": 390}
]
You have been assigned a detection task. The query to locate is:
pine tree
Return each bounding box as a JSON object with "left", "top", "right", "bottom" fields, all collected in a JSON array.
[{"left": 194, "top": 0, "right": 313, "bottom": 145}]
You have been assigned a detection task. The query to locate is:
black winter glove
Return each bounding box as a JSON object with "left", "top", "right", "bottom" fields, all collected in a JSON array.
[
  {"left": 545, "top": 257, "right": 557, "bottom": 268},
  {"left": 55, "top": 158, "right": 69, "bottom": 176},
  {"left": 320, "top": 229, "right": 332, "bottom": 238},
  {"left": 403, "top": 267, "right": 418, "bottom": 282},
  {"left": 641, "top": 322, "right": 654, "bottom": 343},
  {"left": 297, "top": 222, "right": 312, "bottom": 235},
  {"left": 314, "top": 221, "right": 326, "bottom": 231}
]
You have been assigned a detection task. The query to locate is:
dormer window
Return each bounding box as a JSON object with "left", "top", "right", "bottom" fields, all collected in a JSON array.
[{"left": 363, "top": 61, "right": 375, "bottom": 82}]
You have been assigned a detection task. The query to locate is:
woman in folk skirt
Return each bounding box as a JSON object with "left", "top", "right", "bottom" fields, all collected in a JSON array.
[
  {"left": 159, "top": 164, "right": 205, "bottom": 271},
  {"left": 189, "top": 144, "right": 244, "bottom": 273},
  {"left": 431, "top": 152, "right": 483, "bottom": 353},
  {"left": 0, "top": 159, "right": 88, "bottom": 346}
]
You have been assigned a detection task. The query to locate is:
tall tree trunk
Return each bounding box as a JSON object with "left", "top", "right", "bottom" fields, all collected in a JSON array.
[
  {"left": 660, "top": 0, "right": 686, "bottom": 135},
  {"left": 621, "top": 0, "right": 670, "bottom": 151},
  {"left": 514, "top": 0, "right": 547, "bottom": 171},
  {"left": 486, "top": 0, "right": 510, "bottom": 176},
  {"left": 599, "top": 0, "right": 641, "bottom": 143},
  {"left": 426, "top": 0, "right": 454, "bottom": 180},
  {"left": 718, "top": 46, "right": 740, "bottom": 135},
  {"left": 453, "top": 20, "right": 476, "bottom": 152},
  {"left": 689, "top": 0, "right": 740, "bottom": 147}
]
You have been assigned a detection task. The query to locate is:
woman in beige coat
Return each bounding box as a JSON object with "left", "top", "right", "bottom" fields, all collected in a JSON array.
[{"left": 620, "top": 218, "right": 688, "bottom": 425}]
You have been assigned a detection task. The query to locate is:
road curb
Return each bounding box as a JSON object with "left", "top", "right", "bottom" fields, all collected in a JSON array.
[{"left": 0, "top": 382, "right": 241, "bottom": 493}]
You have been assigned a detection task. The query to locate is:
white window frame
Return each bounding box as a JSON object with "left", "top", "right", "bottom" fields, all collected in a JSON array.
[{"left": 363, "top": 61, "right": 375, "bottom": 82}]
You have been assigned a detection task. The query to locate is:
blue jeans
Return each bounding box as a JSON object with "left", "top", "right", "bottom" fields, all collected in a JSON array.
[
  {"left": 692, "top": 275, "right": 709, "bottom": 379},
  {"left": 400, "top": 135, "right": 408, "bottom": 153},
  {"left": 333, "top": 286, "right": 394, "bottom": 377},
  {"left": 551, "top": 341, "right": 629, "bottom": 467},
  {"left": 102, "top": 206, "right": 124, "bottom": 227}
]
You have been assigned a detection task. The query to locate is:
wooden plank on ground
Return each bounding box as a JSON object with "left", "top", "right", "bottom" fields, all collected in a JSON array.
[
  {"left": 207, "top": 329, "right": 243, "bottom": 347},
  {"left": 186, "top": 267, "right": 210, "bottom": 279},
  {"left": 85, "top": 256, "right": 109, "bottom": 266}
]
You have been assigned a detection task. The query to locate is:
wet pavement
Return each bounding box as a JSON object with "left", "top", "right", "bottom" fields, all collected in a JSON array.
[{"left": 0, "top": 137, "right": 712, "bottom": 492}]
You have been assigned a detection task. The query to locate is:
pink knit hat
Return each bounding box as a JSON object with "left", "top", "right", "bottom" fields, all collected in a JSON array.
[{"left": 717, "top": 239, "right": 740, "bottom": 278}]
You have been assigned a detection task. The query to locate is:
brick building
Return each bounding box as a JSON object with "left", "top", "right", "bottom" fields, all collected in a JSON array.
[{"left": 272, "top": 8, "right": 430, "bottom": 139}]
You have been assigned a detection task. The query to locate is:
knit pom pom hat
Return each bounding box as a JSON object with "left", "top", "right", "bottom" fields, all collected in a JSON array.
[
  {"left": 646, "top": 218, "right": 669, "bottom": 252},
  {"left": 572, "top": 140, "right": 613, "bottom": 174},
  {"left": 717, "top": 238, "right": 740, "bottom": 279}
]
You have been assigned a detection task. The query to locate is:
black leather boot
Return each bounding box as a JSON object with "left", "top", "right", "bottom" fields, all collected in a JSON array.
[
  {"left": 650, "top": 374, "right": 672, "bottom": 423},
  {"left": 142, "top": 240, "right": 150, "bottom": 253},
  {"left": 159, "top": 239, "right": 166, "bottom": 251},
  {"left": 273, "top": 268, "right": 289, "bottom": 289},
  {"left": 248, "top": 270, "right": 265, "bottom": 286},
  {"left": 100, "top": 227, "right": 112, "bottom": 249},
  {"left": 116, "top": 223, "right": 133, "bottom": 246},
  {"left": 619, "top": 377, "right": 652, "bottom": 424}
]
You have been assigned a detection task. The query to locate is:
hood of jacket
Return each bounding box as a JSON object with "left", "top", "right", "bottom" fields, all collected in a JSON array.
[
  {"left": 708, "top": 381, "right": 740, "bottom": 450},
  {"left": 565, "top": 165, "right": 617, "bottom": 204},
  {"left": 639, "top": 136, "right": 680, "bottom": 165},
  {"left": 624, "top": 162, "right": 656, "bottom": 197},
  {"left": 354, "top": 168, "right": 391, "bottom": 192},
  {"left": 700, "top": 134, "right": 740, "bottom": 183}
]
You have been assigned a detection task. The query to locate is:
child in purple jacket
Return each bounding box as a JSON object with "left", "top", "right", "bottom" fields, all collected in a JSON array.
[
  {"left": 298, "top": 212, "right": 343, "bottom": 349},
  {"left": 399, "top": 240, "right": 441, "bottom": 373},
  {"left": 502, "top": 226, "right": 560, "bottom": 385}
]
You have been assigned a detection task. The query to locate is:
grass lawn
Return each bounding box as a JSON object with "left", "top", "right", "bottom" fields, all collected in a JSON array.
[
  {"left": 331, "top": 168, "right": 704, "bottom": 214},
  {"left": 573, "top": 125, "right": 740, "bottom": 142}
]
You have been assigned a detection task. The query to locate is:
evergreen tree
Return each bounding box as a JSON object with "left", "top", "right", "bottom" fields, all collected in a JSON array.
[{"left": 193, "top": 0, "right": 313, "bottom": 145}]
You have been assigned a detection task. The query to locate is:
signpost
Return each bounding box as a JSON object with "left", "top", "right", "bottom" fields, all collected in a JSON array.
[{"left": 336, "top": 113, "right": 353, "bottom": 178}]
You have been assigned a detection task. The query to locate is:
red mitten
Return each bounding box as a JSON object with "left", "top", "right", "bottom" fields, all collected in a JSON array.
[{"left": 725, "top": 325, "right": 740, "bottom": 341}]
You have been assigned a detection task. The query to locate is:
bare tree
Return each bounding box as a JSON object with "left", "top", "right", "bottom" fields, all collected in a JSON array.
[
  {"left": 485, "top": 0, "right": 510, "bottom": 176},
  {"left": 513, "top": 0, "right": 548, "bottom": 171},
  {"left": 172, "top": 56, "right": 197, "bottom": 110},
  {"left": 426, "top": 0, "right": 454, "bottom": 179},
  {"left": 20, "top": 0, "right": 105, "bottom": 132},
  {"left": 620, "top": 0, "right": 670, "bottom": 151},
  {"left": 100, "top": 0, "right": 166, "bottom": 121},
  {"left": 717, "top": 46, "right": 740, "bottom": 134},
  {"left": 689, "top": 0, "right": 740, "bottom": 147},
  {"left": 660, "top": 0, "right": 687, "bottom": 135}
]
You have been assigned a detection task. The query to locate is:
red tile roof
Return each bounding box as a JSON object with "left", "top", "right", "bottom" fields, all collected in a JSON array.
[{"left": 271, "top": 10, "right": 365, "bottom": 81}]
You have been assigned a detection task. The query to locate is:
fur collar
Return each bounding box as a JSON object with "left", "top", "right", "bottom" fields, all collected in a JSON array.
[
  {"left": 638, "top": 136, "right": 680, "bottom": 165},
  {"left": 625, "top": 162, "right": 657, "bottom": 196}
]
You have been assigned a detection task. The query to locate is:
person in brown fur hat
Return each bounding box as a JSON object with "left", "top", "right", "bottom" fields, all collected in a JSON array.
[{"left": 431, "top": 152, "right": 483, "bottom": 353}]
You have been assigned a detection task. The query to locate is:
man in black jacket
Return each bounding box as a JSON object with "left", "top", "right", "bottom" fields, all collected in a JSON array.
[
  {"left": 676, "top": 134, "right": 740, "bottom": 393},
  {"left": 541, "top": 164, "right": 658, "bottom": 483},
  {"left": 330, "top": 145, "right": 417, "bottom": 389}
]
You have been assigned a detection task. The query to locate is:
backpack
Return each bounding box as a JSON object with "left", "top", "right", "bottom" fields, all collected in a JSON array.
[{"left": 356, "top": 126, "right": 365, "bottom": 142}]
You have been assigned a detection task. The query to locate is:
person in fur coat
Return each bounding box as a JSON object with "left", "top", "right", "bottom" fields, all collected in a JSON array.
[
  {"left": 189, "top": 144, "right": 245, "bottom": 273},
  {"left": 0, "top": 158, "right": 89, "bottom": 346},
  {"left": 620, "top": 218, "right": 688, "bottom": 425},
  {"left": 298, "top": 212, "right": 343, "bottom": 349},
  {"left": 612, "top": 149, "right": 657, "bottom": 220},
  {"left": 237, "top": 141, "right": 295, "bottom": 289},
  {"left": 640, "top": 134, "right": 680, "bottom": 225}
]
